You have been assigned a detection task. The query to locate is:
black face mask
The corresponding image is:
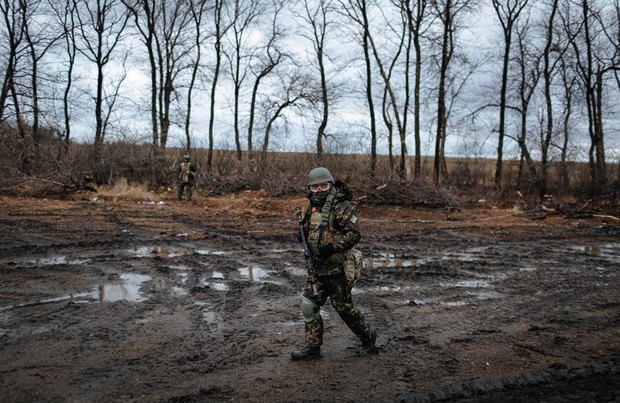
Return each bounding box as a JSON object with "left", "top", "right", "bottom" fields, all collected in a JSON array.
[{"left": 310, "top": 188, "right": 330, "bottom": 206}]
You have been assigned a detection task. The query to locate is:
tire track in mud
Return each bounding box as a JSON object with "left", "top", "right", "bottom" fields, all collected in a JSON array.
[
  {"left": 391, "top": 361, "right": 620, "bottom": 402},
  {"left": 348, "top": 230, "right": 619, "bottom": 402}
]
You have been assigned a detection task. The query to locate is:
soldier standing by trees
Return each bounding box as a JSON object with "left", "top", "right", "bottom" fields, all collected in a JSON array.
[{"left": 177, "top": 154, "right": 196, "bottom": 201}]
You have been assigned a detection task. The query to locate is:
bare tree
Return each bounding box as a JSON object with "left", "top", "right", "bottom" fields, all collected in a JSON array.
[
  {"left": 207, "top": 0, "right": 230, "bottom": 172},
  {"left": 296, "top": 0, "right": 335, "bottom": 157},
  {"left": 247, "top": 0, "right": 285, "bottom": 161},
  {"left": 432, "top": 0, "right": 450, "bottom": 185},
  {"left": 491, "top": 0, "right": 530, "bottom": 191},
  {"left": 513, "top": 15, "right": 542, "bottom": 194},
  {"left": 0, "top": 0, "right": 26, "bottom": 136},
  {"left": 260, "top": 72, "right": 311, "bottom": 166},
  {"left": 381, "top": 70, "right": 396, "bottom": 174},
  {"left": 184, "top": 0, "right": 209, "bottom": 152},
  {"left": 0, "top": 0, "right": 63, "bottom": 172},
  {"left": 538, "top": 0, "right": 561, "bottom": 200},
  {"left": 122, "top": 0, "right": 157, "bottom": 150},
  {"left": 563, "top": 0, "right": 619, "bottom": 197},
  {"left": 223, "top": 0, "right": 262, "bottom": 161},
  {"left": 404, "top": 0, "right": 429, "bottom": 180},
  {"left": 338, "top": 0, "right": 378, "bottom": 176},
  {"left": 49, "top": 0, "right": 78, "bottom": 146},
  {"left": 22, "top": 0, "right": 63, "bottom": 145},
  {"left": 368, "top": 2, "right": 410, "bottom": 179},
  {"left": 124, "top": 0, "right": 198, "bottom": 155},
  {"left": 557, "top": 53, "right": 577, "bottom": 195},
  {"left": 73, "top": 0, "right": 129, "bottom": 159},
  {"left": 430, "top": 0, "right": 459, "bottom": 184}
]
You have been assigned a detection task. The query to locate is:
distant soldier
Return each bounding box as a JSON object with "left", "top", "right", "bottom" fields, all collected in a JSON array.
[{"left": 177, "top": 154, "right": 197, "bottom": 201}]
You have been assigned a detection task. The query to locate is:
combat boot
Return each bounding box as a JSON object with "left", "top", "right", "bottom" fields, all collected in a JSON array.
[
  {"left": 290, "top": 346, "right": 321, "bottom": 361},
  {"left": 361, "top": 329, "right": 377, "bottom": 354}
]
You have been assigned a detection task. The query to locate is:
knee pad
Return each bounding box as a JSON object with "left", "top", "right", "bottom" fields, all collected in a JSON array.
[{"left": 301, "top": 297, "right": 317, "bottom": 322}]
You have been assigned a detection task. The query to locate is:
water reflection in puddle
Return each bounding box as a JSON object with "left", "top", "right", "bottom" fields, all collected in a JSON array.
[
  {"left": 352, "top": 285, "right": 415, "bottom": 295},
  {"left": 79, "top": 273, "right": 151, "bottom": 302},
  {"left": 238, "top": 264, "right": 271, "bottom": 282},
  {"left": 198, "top": 273, "right": 229, "bottom": 291},
  {"left": 519, "top": 265, "right": 538, "bottom": 272},
  {"left": 202, "top": 282, "right": 229, "bottom": 291},
  {"left": 286, "top": 267, "right": 307, "bottom": 277},
  {"left": 128, "top": 245, "right": 195, "bottom": 258},
  {"left": 443, "top": 246, "right": 488, "bottom": 262},
  {"left": 440, "top": 280, "right": 491, "bottom": 288},
  {"left": 125, "top": 244, "right": 229, "bottom": 259},
  {"left": 0, "top": 243, "right": 237, "bottom": 268},
  {"left": 571, "top": 243, "right": 619, "bottom": 259},
  {"left": 472, "top": 290, "right": 504, "bottom": 300},
  {"left": 196, "top": 248, "right": 228, "bottom": 256},
  {"left": 0, "top": 255, "right": 92, "bottom": 267},
  {"left": 0, "top": 273, "right": 151, "bottom": 311},
  {"left": 403, "top": 298, "right": 469, "bottom": 307},
  {"left": 445, "top": 301, "right": 468, "bottom": 306},
  {"left": 211, "top": 283, "right": 229, "bottom": 291},
  {"left": 194, "top": 301, "right": 217, "bottom": 324},
  {"left": 366, "top": 253, "right": 415, "bottom": 269},
  {"left": 366, "top": 246, "right": 491, "bottom": 269}
]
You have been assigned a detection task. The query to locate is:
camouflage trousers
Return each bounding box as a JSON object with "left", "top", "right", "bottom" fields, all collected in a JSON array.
[
  {"left": 303, "top": 273, "right": 374, "bottom": 348},
  {"left": 177, "top": 181, "right": 192, "bottom": 200}
]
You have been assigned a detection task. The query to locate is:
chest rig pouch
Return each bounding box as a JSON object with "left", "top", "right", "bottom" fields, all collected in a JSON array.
[
  {"left": 305, "top": 188, "right": 337, "bottom": 255},
  {"left": 179, "top": 162, "right": 192, "bottom": 182}
]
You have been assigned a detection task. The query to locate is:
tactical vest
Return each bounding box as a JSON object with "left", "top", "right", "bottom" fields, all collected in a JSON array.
[
  {"left": 304, "top": 185, "right": 363, "bottom": 280},
  {"left": 304, "top": 188, "right": 338, "bottom": 254},
  {"left": 179, "top": 162, "right": 191, "bottom": 182}
]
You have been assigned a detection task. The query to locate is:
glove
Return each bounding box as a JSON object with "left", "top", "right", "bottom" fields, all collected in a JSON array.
[{"left": 318, "top": 244, "right": 335, "bottom": 259}]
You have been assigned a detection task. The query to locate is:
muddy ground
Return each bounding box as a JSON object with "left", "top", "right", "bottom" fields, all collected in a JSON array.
[{"left": 0, "top": 192, "right": 618, "bottom": 402}]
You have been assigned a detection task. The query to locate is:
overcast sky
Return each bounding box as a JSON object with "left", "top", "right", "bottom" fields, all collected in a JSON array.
[{"left": 64, "top": 1, "right": 618, "bottom": 162}]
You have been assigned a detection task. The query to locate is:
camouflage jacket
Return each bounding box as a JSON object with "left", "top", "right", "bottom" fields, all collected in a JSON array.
[{"left": 303, "top": 181, "right": 361, "bottom": 276}]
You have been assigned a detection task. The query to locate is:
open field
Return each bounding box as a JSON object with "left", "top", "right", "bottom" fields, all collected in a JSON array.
[{"left": 0, "top": 192, "right": 618, "bottom": 402}]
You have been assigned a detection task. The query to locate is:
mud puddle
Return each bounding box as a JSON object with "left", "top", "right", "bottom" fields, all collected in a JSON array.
[{"left": 0, "top": 240, "right": 306, "bottom": 319}]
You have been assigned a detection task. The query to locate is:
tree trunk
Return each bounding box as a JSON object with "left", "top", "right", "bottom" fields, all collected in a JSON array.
[
  {"left": 434, "top": 0, "right": 450, "bottom": 186},
  {"left": 317, "top": 46, "right": 328, "bottom": 157},
  {"left": 361, "top": 2, "right": 377, "bottom": 178},
  {"left": 208, "top": 0, "right": 224, "bottom": 173},
  {"left": 412, "top": 1, "right": 423, "bottom": 181}
]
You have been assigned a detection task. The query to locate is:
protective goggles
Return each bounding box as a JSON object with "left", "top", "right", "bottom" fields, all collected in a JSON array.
[{"left": 309, "top": 182, "right": 330, "bottom": 193}]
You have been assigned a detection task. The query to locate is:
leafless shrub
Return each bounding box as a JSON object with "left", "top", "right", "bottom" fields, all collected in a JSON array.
[{"left": 0, "top": 122, "right": 616, "bottom": 208}]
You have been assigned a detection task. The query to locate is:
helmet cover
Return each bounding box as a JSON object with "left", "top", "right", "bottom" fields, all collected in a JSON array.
[{"left": 307, "top": 167, "right": 334, "bottom": 186}]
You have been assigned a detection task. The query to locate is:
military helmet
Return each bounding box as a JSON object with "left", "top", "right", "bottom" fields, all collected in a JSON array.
[
  {"left": 183, "top": 154, "right": 190, "bottom": 161},
  {"left": 307, "top": 167, "right": 334, "bottom": 186}
]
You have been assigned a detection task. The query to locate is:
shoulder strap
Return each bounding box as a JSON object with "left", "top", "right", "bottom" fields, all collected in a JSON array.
[{"left": 316, "top": 187, "right": 337, "bottom": 249}]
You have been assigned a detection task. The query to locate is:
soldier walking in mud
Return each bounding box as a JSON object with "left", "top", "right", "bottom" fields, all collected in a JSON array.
[
  {"left": 177, "top": 154, "right": 197, "bottom": 201},
  {"left": 291, "top": 167, "right": 377, "bottom": 360}
]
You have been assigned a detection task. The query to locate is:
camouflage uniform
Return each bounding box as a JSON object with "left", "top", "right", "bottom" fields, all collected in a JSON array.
[
  {"left": 299, "top": 181, "right": 375, "bottom": 352},
  {"left": 177, "top": 155, "right": 196, "bottom": 200}
]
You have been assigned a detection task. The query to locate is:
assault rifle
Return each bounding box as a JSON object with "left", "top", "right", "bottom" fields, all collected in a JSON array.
[{"left": 296, "top": 207, "right": 318, "bottom": 297}]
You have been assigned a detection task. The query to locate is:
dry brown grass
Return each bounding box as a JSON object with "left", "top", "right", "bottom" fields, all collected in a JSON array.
[
  {"left": 1, "top": 129, "right": 617, "bottom": 207},
  {"left": 95, "top": 177, "right": 162, "bottom": 202}
]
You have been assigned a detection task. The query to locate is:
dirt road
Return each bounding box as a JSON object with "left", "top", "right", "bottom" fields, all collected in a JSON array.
[{"left": 0, "top": 193, "right": 618, "bottom": 402}]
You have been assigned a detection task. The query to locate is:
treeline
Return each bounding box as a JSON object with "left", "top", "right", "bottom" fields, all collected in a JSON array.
[
  {"left": 1, "top": 130, "right": 617, "bottom": 208},
  {"left": 0, "top": 0, "right": 618, "bottom": 201}
]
